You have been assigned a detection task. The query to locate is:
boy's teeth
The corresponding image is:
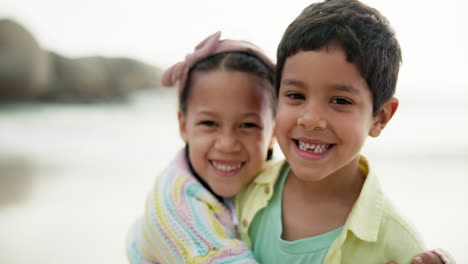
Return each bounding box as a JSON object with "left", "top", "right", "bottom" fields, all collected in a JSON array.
[
  {"left": 298, "top": 140, "right": 330, "bottom": 153},
  {"left": 212, "top": 161, "right": 242, "bottom": 172}
]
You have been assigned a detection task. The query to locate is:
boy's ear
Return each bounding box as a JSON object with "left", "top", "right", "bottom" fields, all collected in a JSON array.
[
  {"left": 178, "top": 111, "right": 188, "bottom": 143},
  {"left": 369, "top": 97, "right": 399, "bottom": 137}
]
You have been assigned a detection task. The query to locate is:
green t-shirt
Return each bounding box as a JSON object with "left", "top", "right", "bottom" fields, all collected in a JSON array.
[{"left": 249, "top": 164, "right": 342, "bottom": 263}]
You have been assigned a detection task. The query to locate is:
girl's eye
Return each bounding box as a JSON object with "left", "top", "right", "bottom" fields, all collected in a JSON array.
[
  {"left": 199, "top": 120, "right": 217, "bottom": 127},
  {"left": 240, "top": 122, "right": 259, "bottom": 129},
  {"left": 286, "top": 93, "right": 305, "bottom": 100},
  {"left": 331, "top": 97, "right": 352, "bottom": 105}
]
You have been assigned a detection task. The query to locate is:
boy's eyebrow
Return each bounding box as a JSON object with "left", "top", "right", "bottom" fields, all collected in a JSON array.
[
  {"left": 283, "top": 78, "right": 361, "bottom": 94},
  {"left": 282, "top": 78, "right": 305, "bottom": 87},
  {"left": 331, "top": 84, "right": 361, "bottom": 94}
]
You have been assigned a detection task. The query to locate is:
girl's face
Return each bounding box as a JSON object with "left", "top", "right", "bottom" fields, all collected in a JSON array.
[{"left": 178, "top": 70, "right": 275, "bottom": 197}]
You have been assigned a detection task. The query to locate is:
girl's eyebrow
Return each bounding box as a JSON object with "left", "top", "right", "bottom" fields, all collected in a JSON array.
[
  {"left": 196, "top": 111, "right": 260, "bottom": 118},
  {"left": 196, "top": 110, "right": 217, "bottom": 116},
  {"left": 242, "top": 112, "right": 261, "bottom": 118}
]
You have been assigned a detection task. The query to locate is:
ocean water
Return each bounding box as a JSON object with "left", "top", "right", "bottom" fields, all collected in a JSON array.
[{"left": 0, "top": 89, "right": 467, "bottom": 263}]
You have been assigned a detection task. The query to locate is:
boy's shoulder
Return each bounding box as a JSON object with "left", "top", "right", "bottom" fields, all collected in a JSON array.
[
  {"left": 378, "top": 194, "right": 427, "bottom": 251},
  {"left": 336, "top": 157, "right": 426, "bottom": 263},
  {"left": 360, "top": 157, "right": 425, "bottom": 249},
  {"left": 342, "top": 194, "right": 426, "bottom": 263}
]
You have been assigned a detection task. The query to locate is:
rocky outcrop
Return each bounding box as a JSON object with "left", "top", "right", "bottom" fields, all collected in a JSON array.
[
  {"left": 0, "top": 18, "right": 162, "bottom": 102},
  {"left": 0, "top": 19, "right": 49, "bottom": 100},
  {"left": 42, "top": 53, "right": 161, "bottom": 102}
]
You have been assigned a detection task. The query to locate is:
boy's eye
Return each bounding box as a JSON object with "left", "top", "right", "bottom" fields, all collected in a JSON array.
[
  {"left": 286, "top": 92, "right": 305, "bottom": 100},
  {"left": 198, "top": 120, "right": 217, "bottom": 127},
  {"left": 331, "top": 97, "right": 352, "bottom": 105},
  {"left": 240, "top": 122, "right": 260, "bottom": 129}
]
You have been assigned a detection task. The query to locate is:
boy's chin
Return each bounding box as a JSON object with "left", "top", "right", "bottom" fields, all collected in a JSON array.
[{"left": 287, "top": 161, "right": 329, "bottom": 182}]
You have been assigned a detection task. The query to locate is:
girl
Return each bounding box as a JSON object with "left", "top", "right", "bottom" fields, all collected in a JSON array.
[{"left": 126, "top": 31, "right": 276, "bottom": 264}]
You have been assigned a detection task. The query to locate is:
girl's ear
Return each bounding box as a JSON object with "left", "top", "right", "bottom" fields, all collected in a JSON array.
[
  {"left": 268, "top": 124, "right": 276, "bottom": 149},
  {"left": 178, "top": 111, "right": 188, "bottom": 143},
  {"left": 369, "top": 97, "right": 399, "bottom": 138}
]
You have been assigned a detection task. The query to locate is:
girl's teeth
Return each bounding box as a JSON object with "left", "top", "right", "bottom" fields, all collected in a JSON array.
[
  {"left": 298, "top": 141, "right": 329, "bottom": 153},
  {"left": 212, "top": 162, "right": 242, "bottom": 172}
]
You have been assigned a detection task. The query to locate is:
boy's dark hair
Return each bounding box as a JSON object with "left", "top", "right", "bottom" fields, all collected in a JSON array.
[
  {"left": 180, "top": 51, "right": 276, "bottom": 116},
  {"left": 276, "top": 0, "right": 402, "bottom": 115}
]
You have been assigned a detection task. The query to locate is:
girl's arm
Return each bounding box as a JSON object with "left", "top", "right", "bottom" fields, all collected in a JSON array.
[
  {"left": 126, "top": 218, "right": 160, "bottom": 264},
  {"left": 126, "top": 167, "right": 259, "bottom": 264}
]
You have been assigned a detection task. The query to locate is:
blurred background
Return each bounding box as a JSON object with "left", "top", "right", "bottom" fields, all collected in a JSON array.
[{"left": 0, "top": 0, "right": 467, "bottom": 263}]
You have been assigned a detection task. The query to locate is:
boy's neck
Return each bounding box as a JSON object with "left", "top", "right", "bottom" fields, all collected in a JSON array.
[
  {"left": 286, "top": 157, "right": 365, "bottom": 201},
  {"left": 281, "top": 157, "right": 365, "bottom": 241}
]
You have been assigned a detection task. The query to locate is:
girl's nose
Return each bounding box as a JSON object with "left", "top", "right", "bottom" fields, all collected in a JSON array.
[{"left": 214, "top": 131, "right": 241, "bottom": 152}]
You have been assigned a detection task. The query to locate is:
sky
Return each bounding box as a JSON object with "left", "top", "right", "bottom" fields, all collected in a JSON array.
[{"left": 1, "top": 0, "right": 468, "bottom": 98}]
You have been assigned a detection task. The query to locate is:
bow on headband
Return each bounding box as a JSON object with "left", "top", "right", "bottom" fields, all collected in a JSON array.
[{"left": 161, "top": 31, "right": 275, "bottom": 95}]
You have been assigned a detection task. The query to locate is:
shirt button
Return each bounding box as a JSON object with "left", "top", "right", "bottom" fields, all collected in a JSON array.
[
  {"left": 242, "top": 219, "right": 248, "bottom": 228},
  {"left": 264, "top": 186, "right": 270, "bottom": 195}
]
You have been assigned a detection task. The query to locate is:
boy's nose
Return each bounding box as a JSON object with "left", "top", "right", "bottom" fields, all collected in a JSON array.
[
  {"left": 214, "top": 132, "right": 242, "bottom": 152},
  {"left": 297, "top": 106, "right": 327, "bottom": 130}
]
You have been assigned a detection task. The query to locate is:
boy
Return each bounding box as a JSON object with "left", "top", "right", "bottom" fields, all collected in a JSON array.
[{"left": 235, "top": 0, "right": 454, "bottom": 263}]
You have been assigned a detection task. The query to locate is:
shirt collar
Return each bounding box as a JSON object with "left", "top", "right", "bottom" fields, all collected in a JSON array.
[
  {"left": 252, "top": 157, "right": 384, "bottom": 242},
  {"left": 253, "top": 160, "right": 286, "bottom": 184},
  {"left": 343, "top": 156, "right": 384, "bottom": 242}
]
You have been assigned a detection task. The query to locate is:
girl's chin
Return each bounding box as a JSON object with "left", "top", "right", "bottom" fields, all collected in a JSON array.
[{"left": 210, "top": 182, "right": 241, "bottom": 198}]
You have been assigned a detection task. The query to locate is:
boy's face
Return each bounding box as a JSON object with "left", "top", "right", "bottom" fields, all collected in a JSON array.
[
  {"left": 179, "top": 70, "right": 275, "bottom": 197},
  {"left": 276, "top": 45, "right": 397, "bottom": 182}
]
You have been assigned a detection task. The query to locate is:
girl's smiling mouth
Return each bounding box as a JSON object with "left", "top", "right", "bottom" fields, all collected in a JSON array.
[{"left": 209, "top": 160, "right": 244, "bottom": 174}]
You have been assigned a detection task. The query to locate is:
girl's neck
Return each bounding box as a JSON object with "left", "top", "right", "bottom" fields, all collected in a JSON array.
[{"left": 185, "top": 145, "right": 222, "bottom": 202}]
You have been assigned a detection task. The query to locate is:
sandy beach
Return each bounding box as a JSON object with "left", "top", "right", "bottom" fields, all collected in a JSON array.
[{"left": 1, "top": 89, "right": 467, "bottom": 263}]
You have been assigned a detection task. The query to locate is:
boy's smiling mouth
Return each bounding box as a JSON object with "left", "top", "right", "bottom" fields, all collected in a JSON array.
[{"left": 294, "top": 139, "right": 333, "bottom": 154}]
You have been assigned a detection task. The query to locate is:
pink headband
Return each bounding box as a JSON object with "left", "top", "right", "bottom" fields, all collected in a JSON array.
[{"left": 161, "top": 31, "right": 275, "bottom": 95}]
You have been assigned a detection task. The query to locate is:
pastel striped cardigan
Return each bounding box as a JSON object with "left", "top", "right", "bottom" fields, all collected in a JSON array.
[{"left": 126, "top": 149, "right": 258, "bottom": 264}]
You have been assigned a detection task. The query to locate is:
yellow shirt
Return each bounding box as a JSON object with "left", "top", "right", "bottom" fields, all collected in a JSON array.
[{"left": 235, "top": 156, "right": 427, "bottom": 263}]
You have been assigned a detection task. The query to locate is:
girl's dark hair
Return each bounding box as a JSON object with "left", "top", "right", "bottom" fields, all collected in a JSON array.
[{"left": 179, "top": 51, "right": 276, "bottom": 116}]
